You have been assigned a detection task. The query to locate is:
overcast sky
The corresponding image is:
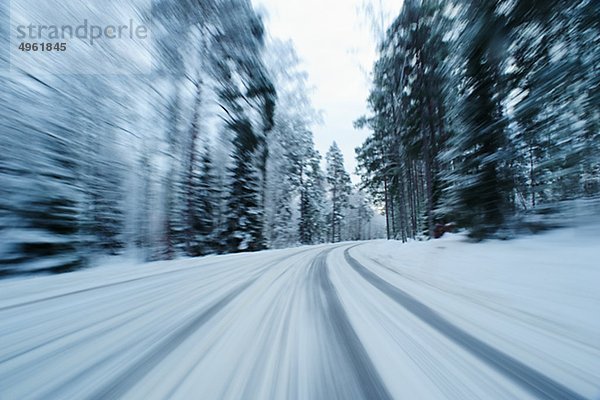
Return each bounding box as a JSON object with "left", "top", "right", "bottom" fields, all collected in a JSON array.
[{"left": 255, "top": 0, "right": 404, "bottom": 182}]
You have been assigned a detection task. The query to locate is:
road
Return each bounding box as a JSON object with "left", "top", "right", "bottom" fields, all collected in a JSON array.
[{"left": 0, "top": 240, "right": 598, "bottom": 400}]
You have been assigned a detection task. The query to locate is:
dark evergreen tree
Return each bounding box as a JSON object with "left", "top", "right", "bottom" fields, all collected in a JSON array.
[
  {"left": 326, "top": 142, "right": 352, "bottom": 243},
  {"left": 224, "top": 118, "right": 267, "bottom": 252},
  {"left": 356, "top": 0, "right": 451, "bottom": 240},
  {"left": 442, "top": 1, "right": 512, "bottom": 238},
  {"left": 299, "top": 150, "right": 327, "bottom": 245},
  {"left": 196, "top": 144, "right": 221, "bottom": 254}
]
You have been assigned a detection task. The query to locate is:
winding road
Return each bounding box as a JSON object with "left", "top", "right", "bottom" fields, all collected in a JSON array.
[{"left": 0, "top": 243, "right": 596, "bottom": 400}]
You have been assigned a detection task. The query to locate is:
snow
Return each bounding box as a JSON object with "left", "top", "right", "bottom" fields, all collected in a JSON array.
[
  {"left": 0, "top": 229, "right": 599, "bottom": 399},
  {"left": 336, "top": 227, "right": 600, "bottom": 399}
]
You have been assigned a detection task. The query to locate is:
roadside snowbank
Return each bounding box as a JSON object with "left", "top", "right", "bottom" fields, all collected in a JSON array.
[{"left": 340, "top": 227, "right": 600, "bottom": 399}]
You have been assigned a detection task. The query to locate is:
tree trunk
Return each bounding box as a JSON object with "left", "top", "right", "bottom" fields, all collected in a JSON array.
[
  {"left": 425, "top": 98, "right": 437, "bottom": 238},
  {"left": 384, "top": 176, "right": 391, "bottom": 240},
  {"left": 185, "top": 78, "right": 203, "bottom": 255},
  {"left": 530, "top": 145, "right": 536, "bottom": 208}
]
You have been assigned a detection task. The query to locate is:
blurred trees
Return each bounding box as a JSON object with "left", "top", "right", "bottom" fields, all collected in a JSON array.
[
  {"left": 0, "top": 0, "right": 377, "bottom": 275},
  {"left": 357, "top": 0, "right": 599, "bottom": 240},
  {"left": 326, "top": 142, "right": 353, "bottom": 243},
  {"left": 263, "top": 40, "right": 323, "bottom": 248}
]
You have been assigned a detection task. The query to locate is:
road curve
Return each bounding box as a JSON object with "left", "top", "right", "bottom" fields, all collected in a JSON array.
[{"left": 0, "top": 242, "right": 594, "bottom": 400}]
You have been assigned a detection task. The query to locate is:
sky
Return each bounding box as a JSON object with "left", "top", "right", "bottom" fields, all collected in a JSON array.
[{"left": 255, "top": 0, "right": 404, "bottom": 182}]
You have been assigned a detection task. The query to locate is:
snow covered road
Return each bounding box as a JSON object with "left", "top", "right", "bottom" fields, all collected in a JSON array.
[{"left": 1, "top": 231, "right": 599, "bottom": 400}]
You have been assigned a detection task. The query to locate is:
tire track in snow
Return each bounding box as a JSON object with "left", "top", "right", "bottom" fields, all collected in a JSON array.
[
  {"left": 86, "top": 280, "right": 254, "bottom": 400},
  {"left": 164, "top": 250, "right": 311, "bottom": 400},
  {"left": 0, "top": 248, "right": 313, "bottom": 312},
  {"left": 0, "top": 264, "right": 221, "bottom": 312},
  {"left": 344, "top": 247, "right": 586, "bottom": 400},
  {"left": 366, "top": 255, "right": 598, "bottom": 353},
  {"left": 309, "top": 248, "right": 393, "bottom": 400},
  {"left": 84, "top": 247, "right": 323, "bottom": 400},
  {"left": 0, "top": 249, "right": 311, "bottom": 370}
]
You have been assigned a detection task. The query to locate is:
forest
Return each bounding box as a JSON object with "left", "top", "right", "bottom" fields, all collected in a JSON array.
[
  {"left": 0, "top": 0, "right": 375, "bottom": 275},
  {"left": 0, "top": 0, "right": 598, "bottom": 275},
  {"left": 356, "top": 0, "right": 599, "bottom": 241}
]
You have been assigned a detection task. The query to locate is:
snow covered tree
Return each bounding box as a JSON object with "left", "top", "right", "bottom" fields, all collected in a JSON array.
[
  {"left": 299, "top": 150, "right": 327, "bottom": 245},
  {"left": 356, "top": 0, "right": 452, "bottom": 240},
  {"left": 197, "top": 144, "right": 221, "bottom": 254},
  {"left": 0, "top": 76, "right": 87, "bottom": 275},
  {"left": 263, "top": 39, "right": 322, "bottom": 248},
  {"left": 149, "top": 0, "right": 277, "bottom": 255},
  {"left": 326, "top": 142, "right": 352, "bottom": 243},
  {"left": 507, "top": 0, "right": 600, "bottom": 206},
  {"left": 441, "top": 1, "right": 513, "bottom": 239},
  {"left": 359, "top": 0, "right": 599, "bottom": 239},
  {"left": 1, "top": 0, "right": 355, "bottom": 276},
  {"left": 343, "top": 190, "right": 376, "bottom": 241},
  {"left": 223, "top": 118, "right": 268, "bottom": 252},
  {"left": 5, "top": 0, "right": 597, "bottom": 278}
]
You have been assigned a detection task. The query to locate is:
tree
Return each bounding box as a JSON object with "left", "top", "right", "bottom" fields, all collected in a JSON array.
[
  {"left": 263, "top": 39, "right": 322, "bottom": 248},
  {"left": 326, "top": 142, "right": 352, "bottom": 243},
  {"left": 441, "top": 1, "right": 512, "bottom": 239},
  {"left": 0, "top": 76, "right": 86, "bottom": 274},
  {"left": 356, "top": 0, "right": 452, "bottom": 240},
  {"left": 344, "top": 190, "right": 376, "bottom": 241},
  {"left": 299, "top": 150, "right": 327, "bottom": 245}
]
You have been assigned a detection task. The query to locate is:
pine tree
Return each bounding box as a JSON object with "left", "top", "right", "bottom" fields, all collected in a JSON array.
[
  {"left": 326, "top": 142, "right": 352, "bottom": 243},
  {"left": 357, "top": 0, "right": 451, "bottom": 240},
  {"left": 0, "top": 77, "right": 86, "bottom": 274},
  {"left": 263, "top": 39, "right": 322, "bottom": 248},
  {"left": 206, "top": 1, "right": 276, "bottom": 253},
  {"left": 299, "top": 150, "right": 327, "bottom": 245},
  {"left": 192, "top": 143, "right": 220, "bottom": 255},
  {"left": 441, "top": 0, "right": 512, "bottom": 239}
]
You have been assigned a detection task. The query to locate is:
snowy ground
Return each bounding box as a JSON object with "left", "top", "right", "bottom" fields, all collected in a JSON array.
[{"left": 0, "top": 228, "right": 599, "bottom": 400}]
